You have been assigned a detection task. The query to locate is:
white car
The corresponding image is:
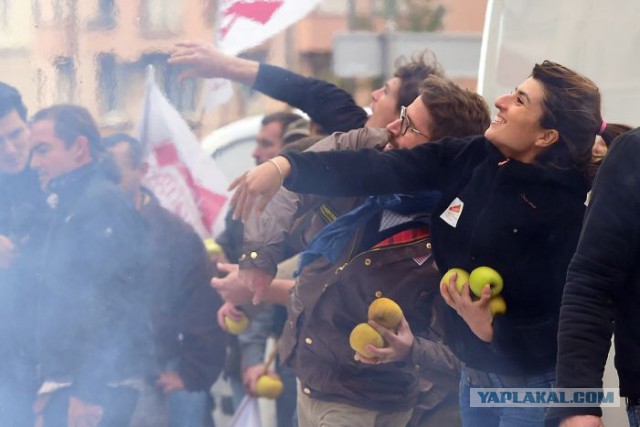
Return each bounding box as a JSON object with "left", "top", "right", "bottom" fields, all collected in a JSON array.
[
  {"left": 201, "top": 107, "right": 370, "bottom": 181},
  {"left": 201, "top": 114, "right": 264, "bottom": 182}
]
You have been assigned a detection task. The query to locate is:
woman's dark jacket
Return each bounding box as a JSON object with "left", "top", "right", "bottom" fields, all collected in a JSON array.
[{"left": 281, "top": 135, "right": 590, "bottom": 375}]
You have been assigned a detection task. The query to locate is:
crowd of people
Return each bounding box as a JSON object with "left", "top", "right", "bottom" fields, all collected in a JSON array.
[
  {"left": 0, "top": 87, "right": 225, "bottom": 427},
  {"left": 1, "top": 38, "right": 640, "bottom": 427}
]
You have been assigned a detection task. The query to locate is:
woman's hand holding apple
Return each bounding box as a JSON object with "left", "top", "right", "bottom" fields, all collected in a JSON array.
[{"left": 440, "top": 272, "right": 494, "bottom": 342}]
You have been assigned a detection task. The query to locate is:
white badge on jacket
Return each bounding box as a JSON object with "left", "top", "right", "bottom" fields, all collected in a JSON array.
[{"left": 440, "top": 197, "right": 464, "bottom": 228}]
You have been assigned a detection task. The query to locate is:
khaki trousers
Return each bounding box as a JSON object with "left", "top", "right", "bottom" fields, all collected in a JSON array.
[{"left": 297, "top": 389, "right": 414, "bottom": 427}]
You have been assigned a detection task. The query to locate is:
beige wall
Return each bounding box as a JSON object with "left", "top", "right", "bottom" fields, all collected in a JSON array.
[{"left": 439, "top": 0, "right": 488, "bottom": 33}]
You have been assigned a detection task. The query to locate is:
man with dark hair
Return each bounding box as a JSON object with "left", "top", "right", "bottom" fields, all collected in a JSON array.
[
  {"left": 0, "top": 82, "right": 43, "bottom": 426},
  {"left": 216, "top": 110, "right": 303, "bottom": 265},
  {"left": 103, "top": 132, "right": 225, "bottom": 427},
  {"left": 213, "top": 110, "right": 303, "bottom": 427},
  {"left": 0, "top": 82, "right": 30, "bottom": 177},
  {"left": 169, "top": 41, "right": 445, "bottom": 284},
  {"left": 29, "top": 105, "right": 153, "bottom": 427},
  {"left": 253, "top": 112, "right": 304, "bottom": 165},
  {"left": 215, "top": 77, "right": 491, "bottom": 427},
  {"left": 173, "top": 41, "right": 456, "bottom": 426}
]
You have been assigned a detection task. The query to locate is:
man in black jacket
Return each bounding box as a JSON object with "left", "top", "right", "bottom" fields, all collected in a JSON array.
[
  {"left": 551, "top": 127, "right": 640, "bottom": 427},
  {"left": 0, "top": 82, "right": 44, "bottom": 426},
  {"left": 104, "top": 132, "right": 225, "bottom": 427},
  {"left": 30, "top": 105, "right": 153, "bottom": 427}
]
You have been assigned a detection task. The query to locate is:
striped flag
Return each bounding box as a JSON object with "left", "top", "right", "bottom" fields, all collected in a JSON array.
[{"left": 137, "top": 67, "right": 230, "bottom": 238}]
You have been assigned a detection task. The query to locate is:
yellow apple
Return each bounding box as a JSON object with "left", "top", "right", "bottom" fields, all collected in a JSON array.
[
  {"left": 224, "top": 313, "right": 250, "bottom": 335},
  {"left": 489, "top": 296, "right": 507, "bottom": 316},
  {"left": 203, "top": 238, "right": 223, "bottom": 256},
  {"left": 255, "top": 374, "right": 284, "bottom": 399},
  {"left": 441, "top": 268, "right": 470, "bottom": 294},
  {"left": 469, "top": 266, "right": 504, "bottom": 297},
  {"left": 368, "top": 297, "right": 403, "bottom": 330},
  {"left": 349, "top": 323, "right": 385, "bottom": 359}
]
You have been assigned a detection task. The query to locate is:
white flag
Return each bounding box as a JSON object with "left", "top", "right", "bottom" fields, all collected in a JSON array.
[
  {"left": 202, "top": 0, "right": 321, "bottom": 109},
  {"left": 218, "top": 0, "right": 321, "bottom": 55},
  {"left": 136, "top": 67, "right": 230, "bottom": 238},
  {"left": 229, "top": 396, "right": 262, "bottom": 427}
]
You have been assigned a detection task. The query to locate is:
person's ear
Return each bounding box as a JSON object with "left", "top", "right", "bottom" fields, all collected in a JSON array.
[
  {"left": 536, "top": 129, "right": 559, "bottom": 148},
  {"left": 72, "top": 135, "right": 90, "bottom": 160}
]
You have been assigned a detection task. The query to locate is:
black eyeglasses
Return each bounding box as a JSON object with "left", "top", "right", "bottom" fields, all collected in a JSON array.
[{"left": 399, "top": 106, "right": 428, "bottom": 138}]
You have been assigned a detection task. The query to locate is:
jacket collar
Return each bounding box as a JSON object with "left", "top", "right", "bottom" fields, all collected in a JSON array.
[
  {"left": 47, "top": 162, "right": 100, "bottom": 204},
  {"left": 483, "top": 138, "right": 589, "bottom": 194}
]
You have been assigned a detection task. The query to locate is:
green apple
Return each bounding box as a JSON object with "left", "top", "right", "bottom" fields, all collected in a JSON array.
[
  {"left": 469, "top": 266, "right": 504, "bottom": 297},
  {"left": 255, "top": 374, "right": 284, "bottom": 399},
  {"left": 489, "top": 296, "right": 507, "bottom": 316},
  {"left": 224, "top": 313, "right": 250, "bottom": 335},
  {"left": 440, "top": 268, "right": 470, "bottom": 294}
]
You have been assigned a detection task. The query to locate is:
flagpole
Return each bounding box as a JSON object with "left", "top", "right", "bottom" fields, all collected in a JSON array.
[
  {"left": 140, "top": 65, "right": 155, "bottom": 156},
  {"left": 262, "top": 339, "right": 280, "bottom": 376}
]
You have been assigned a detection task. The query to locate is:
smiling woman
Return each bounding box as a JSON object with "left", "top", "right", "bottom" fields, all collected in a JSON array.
[{"left": 229, "top": 60, "right": 602, "bottom": 427}]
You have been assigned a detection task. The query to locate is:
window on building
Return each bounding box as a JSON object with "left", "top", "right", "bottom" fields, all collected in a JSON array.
[
  {"left": 54, "top": 56, "right": 75, "bottom": 103},
  {"left": 87, "top": 0, "right": 116, "bottom": 29},
  {"left": 98, "top": 53, "right": 119, "bottom": 113},
  {"left": 141, "top": 53, "right": 196, "bottom": 114},
  {"left": 140, "top": 0, "right": 183, "bottom": 34},
  {"left": 165, "top": 63, "right": 197, "bottom": 114},
  {"left": 33, "top": 0, "right": 65, "bottom": 25}
]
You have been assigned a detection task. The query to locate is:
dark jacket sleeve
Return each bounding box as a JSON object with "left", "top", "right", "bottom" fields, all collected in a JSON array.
[
  {"left": 549, "top": 132, "right": 640, "bottom": 421},
  {"left": 253, "top": 64, "right": 368, "bottom": 133},
  {"left": 409, "top": 337, "right": 461, "bottom": 377},
  {"left": 177, "top": 233, "right": 226, "bottom": 391},
  {"left": 281, "top": 136, "right": 476, "bottom": 197}
]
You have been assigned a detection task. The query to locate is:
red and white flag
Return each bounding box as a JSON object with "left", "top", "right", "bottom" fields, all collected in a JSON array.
[
  {"left": 203, "top": 0, "right": 321, "bottom": 109},
  {"left": 137, "top": 67, "right": 230, "bottom": 238},
  {"left": 218, "top": 0, "right": 321, "bottom": 55}
]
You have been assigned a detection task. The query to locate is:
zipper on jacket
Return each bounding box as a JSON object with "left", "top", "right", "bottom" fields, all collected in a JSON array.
[
  {"left": 335, "top": 227, "right": 362, "bottom": 274},
  {"left": 335, "top": 236, "right": 431, "bottom": 274}
]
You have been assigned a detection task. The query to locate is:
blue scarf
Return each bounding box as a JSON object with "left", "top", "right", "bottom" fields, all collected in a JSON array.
[{"left": 295, "top": 190, "right": 441, "bottom": 276}]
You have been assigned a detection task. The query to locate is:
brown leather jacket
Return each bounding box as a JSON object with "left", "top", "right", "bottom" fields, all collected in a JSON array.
[
  {"left": 239, "top": 128, "right": 460, "bottom": 413},
  {"left": 282, "top": 227, "right": 459, "bottom": 413}
]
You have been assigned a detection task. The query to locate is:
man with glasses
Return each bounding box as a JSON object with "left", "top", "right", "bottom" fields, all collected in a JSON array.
[
  {"left": 400, "top": 106, "right": 429, "bottom": 137},
  {"left": 227, "top": 76, "right": 491, "bottom": 427}
]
